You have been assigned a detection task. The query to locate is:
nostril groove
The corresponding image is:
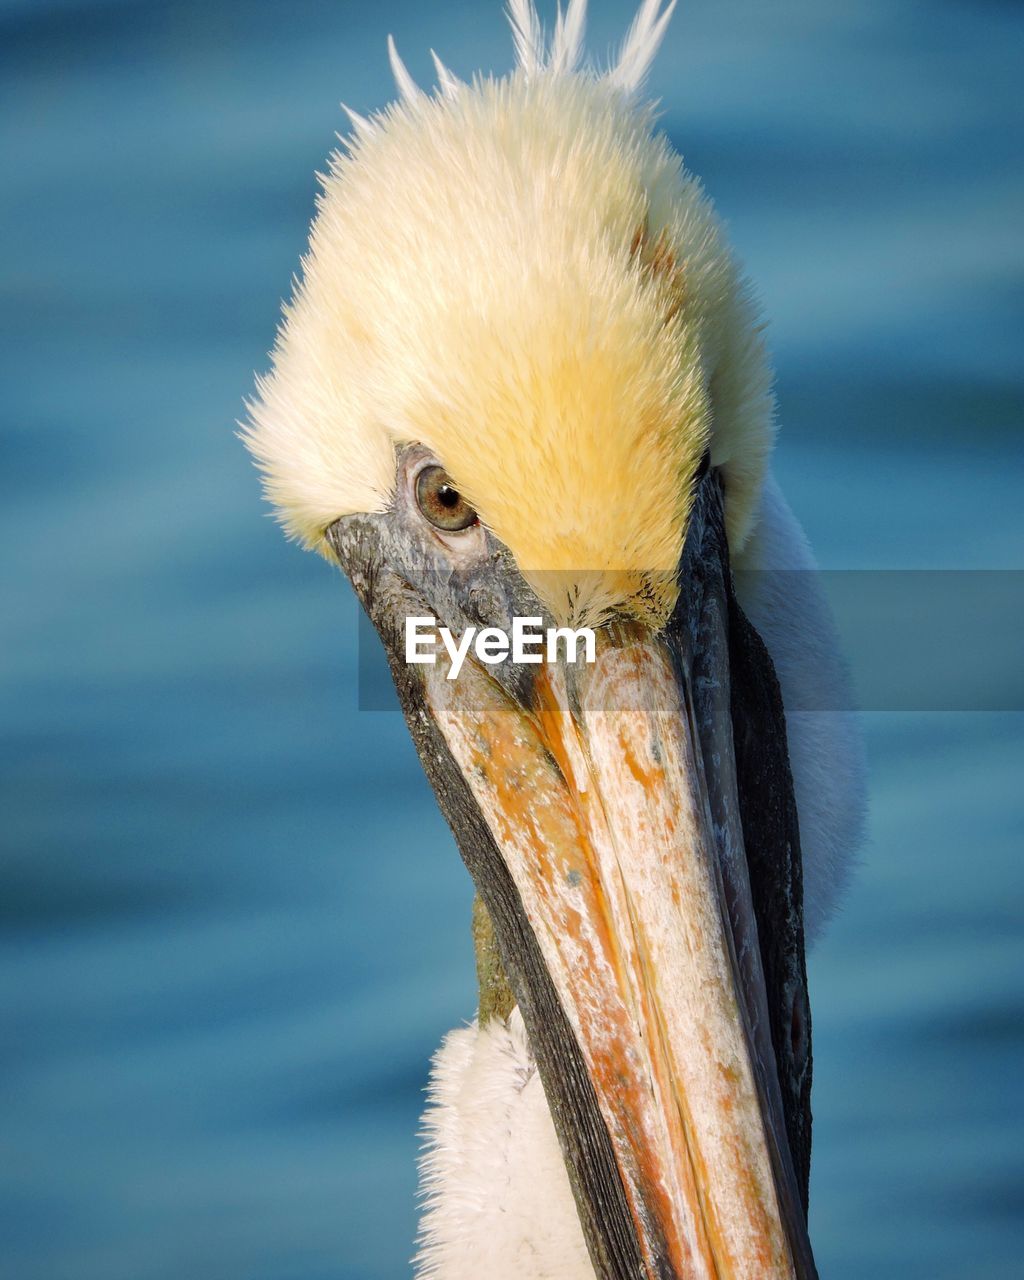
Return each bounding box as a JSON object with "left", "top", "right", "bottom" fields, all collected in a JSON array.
[{"left": 790, "top": 988, "right": 808, "bottom": 1066}]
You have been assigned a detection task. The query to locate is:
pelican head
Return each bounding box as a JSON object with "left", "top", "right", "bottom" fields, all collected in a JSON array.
[{"left": 246, "top": 3, "right": 817, "bottom": 1277}]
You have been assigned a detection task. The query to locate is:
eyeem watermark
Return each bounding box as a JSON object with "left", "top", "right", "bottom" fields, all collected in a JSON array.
[
  {"left": 356, "top": 572, "right": 1024, "bottom": 710},
  {"left": 405, "top": 616, "right": 597, "bottom": 680}
]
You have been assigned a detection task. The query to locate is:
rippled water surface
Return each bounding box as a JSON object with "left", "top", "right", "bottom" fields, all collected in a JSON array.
[{"left": 2, "top": 2, "right": 1022, "bottom": 1276}]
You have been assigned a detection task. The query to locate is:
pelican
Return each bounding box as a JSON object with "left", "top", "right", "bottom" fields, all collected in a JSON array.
[{"left": 245, "top": 3, "right": 865, "bottom": 1276}]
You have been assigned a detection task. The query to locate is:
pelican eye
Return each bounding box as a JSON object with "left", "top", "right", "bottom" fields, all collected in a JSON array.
[{"left": 415, "top": 465, "right": 478, "bottom": 533}]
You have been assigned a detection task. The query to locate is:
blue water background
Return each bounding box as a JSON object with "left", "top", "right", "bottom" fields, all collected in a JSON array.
[{"left": 1, "top": 1, "right": 1022, "bottom": 1276}]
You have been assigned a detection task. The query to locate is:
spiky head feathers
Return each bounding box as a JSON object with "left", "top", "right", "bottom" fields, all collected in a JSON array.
[{"left": 245, "top": 2, "right": 773, "bottom": 626}]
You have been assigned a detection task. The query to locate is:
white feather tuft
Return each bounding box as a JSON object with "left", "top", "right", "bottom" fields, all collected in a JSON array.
[
  {"left": 387, "top": 33, "right": 422, "bottom": 104},
  {"left": 550, "top": 0, "right": 587, "bottom": 74},
  {"left": 340, "top": 102, "right": 376, "bottom": 139},
  {"left": 506, "top": 0, "right": 543, "bottom": 75},
  {"left": 608, "top": 0, "right": 677, "bottom": 92},
  {"left": 415, "top": 1012, "right": 594, "bottom": 1279},
  {"left": 430, "top": 49, "right": 462, "bottom": 98},
  {"left": 506, "top": 0, "right": 673, "bottom": 87}
]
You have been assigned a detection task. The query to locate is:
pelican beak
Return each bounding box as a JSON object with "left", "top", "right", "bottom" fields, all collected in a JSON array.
[{"left": 331, "top": 475, "right": 817, "bottom": 1280}]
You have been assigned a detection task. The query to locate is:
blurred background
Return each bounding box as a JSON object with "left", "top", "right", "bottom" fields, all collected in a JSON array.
[{"left": 1, "top": 1, "right": 1022, "bottom": 1276}]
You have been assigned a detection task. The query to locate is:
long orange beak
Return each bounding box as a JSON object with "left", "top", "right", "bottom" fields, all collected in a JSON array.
[
  {"left": 329, "top": 466, "right": 816, "bottom": 1279},
  {"left": 422, "top": 612, "right": 816, "bottom": 1279}
]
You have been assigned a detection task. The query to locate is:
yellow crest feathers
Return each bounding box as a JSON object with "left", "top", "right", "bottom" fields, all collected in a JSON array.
[{"left": 244, "top": 3, "right": 773, "bottom": 626}]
